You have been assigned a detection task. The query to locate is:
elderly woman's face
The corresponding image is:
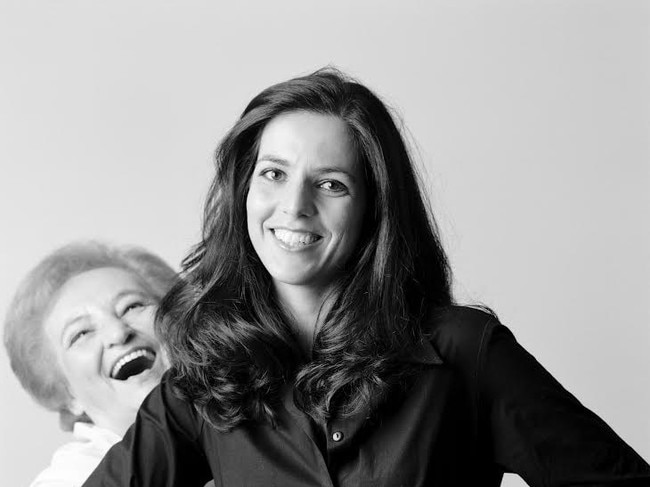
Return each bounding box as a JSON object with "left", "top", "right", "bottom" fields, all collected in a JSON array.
[
  {"left": 43, "top": 267, "right": 167, "bottom": 435},
  {"left": 246, "top": 111, "right": 367, "bottom": 291}
]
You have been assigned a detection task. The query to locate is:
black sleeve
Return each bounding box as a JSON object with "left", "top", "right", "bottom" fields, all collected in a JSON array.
[
  {"left": 479, "top": 322, "right": 650, "bottom": 486},
  {"left": 83, "top": 377, "right": 213, "bottom": 487}
]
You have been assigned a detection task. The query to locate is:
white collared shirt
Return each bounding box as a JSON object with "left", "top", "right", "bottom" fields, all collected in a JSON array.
[{"left": 30, "top": 422, "right": 121, "bottom": 487}]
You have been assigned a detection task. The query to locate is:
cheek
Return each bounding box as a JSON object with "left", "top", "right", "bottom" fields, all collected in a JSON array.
[
  {"left": 61, "top": 354, "right": 93, "bottom": 390},
  {"left": 245, "top": 191, "right": 259, "bottom": 239},
  {"left": 330, "top": 199, "right": 366, "bottom": 249},
  {"left": 245, "top": 188, "right": 268, "bottom": 257},
  {"left": 245, "top": 184, "right": 263, "bottom": 224},
  {"left": 246, "top": 183, "right": 276, "bottom": 232},
  {"left": 132, "top": 309, "right": 156, "bottom": 335},
  {"left": 61, "top": 341, "right": 101, "bottom": 375}
]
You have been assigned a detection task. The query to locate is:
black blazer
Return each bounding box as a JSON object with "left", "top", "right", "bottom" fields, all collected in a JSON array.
[{"left": 84, "top": 306, "right": 650, "bottom": 486}]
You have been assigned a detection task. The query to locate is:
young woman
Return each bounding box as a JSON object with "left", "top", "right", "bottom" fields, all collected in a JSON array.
[
  {"left": 83, "top": 69, "right": 650, "bottom": 486},
  {"left": 4, "top": 241, "right": 176, "bottom": 486}
]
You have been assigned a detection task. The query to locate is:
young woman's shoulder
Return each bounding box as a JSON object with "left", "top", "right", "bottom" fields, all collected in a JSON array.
[
  {"left": 423, "top": 307, "right": 650, "bottom": 484},
  {"left": 425, "top": 305, "right": 500, "bottom": 367},
  {"left": 142, "top": 371, "right": 205, "bottom": 440}
]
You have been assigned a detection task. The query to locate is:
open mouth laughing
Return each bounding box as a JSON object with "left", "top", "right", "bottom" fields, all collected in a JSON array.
[{"left": 110, "top": 347, "right": 156, "bottom": 381}]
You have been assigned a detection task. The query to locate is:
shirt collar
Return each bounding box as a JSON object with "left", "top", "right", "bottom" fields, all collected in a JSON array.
[{"left": 73, "top": 421, "right": 122, "bottom": 444}]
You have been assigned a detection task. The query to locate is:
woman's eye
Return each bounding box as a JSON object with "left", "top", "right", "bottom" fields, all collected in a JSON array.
[
  {"left": 260, "top": 168, "right": 284, "bottom": 181},
  {"left": 69, "top": 330, "right": 90, "bottom": 346},
  {"left": 318, "top": 180, "right": 348, "bottom": 194},
  {"left": 122, "top": 302, "right": 145, "bottom": 315}
]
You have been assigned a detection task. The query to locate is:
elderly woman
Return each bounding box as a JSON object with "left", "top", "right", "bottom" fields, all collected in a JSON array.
[
  {"left": 85, "top": 69, "right": 649, "bottom": 486},
  {"left": 4, "top": 241, "right": 176, "bottom": 487}
]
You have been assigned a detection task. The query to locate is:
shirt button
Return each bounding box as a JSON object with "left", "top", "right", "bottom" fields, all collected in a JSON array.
[{"left": 332, "top": 431, "right": 344, "bottom": 442}]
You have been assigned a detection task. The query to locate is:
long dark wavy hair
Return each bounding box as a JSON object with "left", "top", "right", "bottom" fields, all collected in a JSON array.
[{"left": 157, "top": 68, "right": 453, "bottom": 431}]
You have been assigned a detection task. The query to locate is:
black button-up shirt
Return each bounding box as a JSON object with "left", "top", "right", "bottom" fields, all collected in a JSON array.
[{"left": 84, "top": 307, "right": 650, "bottom": 486}]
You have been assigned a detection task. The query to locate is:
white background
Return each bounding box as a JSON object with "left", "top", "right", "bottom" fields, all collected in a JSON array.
[{"left": 1, "top": 1, "right": 648, "bottom": 486}]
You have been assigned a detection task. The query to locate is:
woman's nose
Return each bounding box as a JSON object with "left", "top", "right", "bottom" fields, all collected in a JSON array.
[
  {"left": 101, "top": 316, "right": 134, "bottom": 347},
  {"left": 280, "top": 179, "right": 316, "bottom": 217}
]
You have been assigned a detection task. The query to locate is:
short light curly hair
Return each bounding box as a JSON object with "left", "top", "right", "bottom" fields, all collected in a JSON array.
[{"left": 3, "top": 241, "right": 177, "bottom": 431}]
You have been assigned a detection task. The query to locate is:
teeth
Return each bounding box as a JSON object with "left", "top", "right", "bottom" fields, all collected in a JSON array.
[
  {"left": 273, "top": 229, "right": 320, "bottom": 248},
  {"left": 111, "top": 349, "right": 155, "bottom": 379}
]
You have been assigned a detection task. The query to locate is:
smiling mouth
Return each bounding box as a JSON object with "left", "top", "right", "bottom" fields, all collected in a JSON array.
[
  {"left": 272, "top": 228, "right": 322, "bottom": 249},
  {"left": 110, "top": 348, "right": 156, "bottom": 381}
]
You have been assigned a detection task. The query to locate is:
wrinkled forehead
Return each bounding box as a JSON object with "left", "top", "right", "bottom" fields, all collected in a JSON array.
[
  {"left": 43, "top": 267, "right": 152, "bottom": 336},
  {"left": 55, "top": 267, "right": 148, "bottom": 308}
]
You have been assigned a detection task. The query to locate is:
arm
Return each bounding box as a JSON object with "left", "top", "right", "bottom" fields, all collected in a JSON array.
[
  {"left": 83, "top": 377, "right": 212, "bottom": 487},
  {"left": 480, "top": 322, "right": 650, "bottom": 486}
]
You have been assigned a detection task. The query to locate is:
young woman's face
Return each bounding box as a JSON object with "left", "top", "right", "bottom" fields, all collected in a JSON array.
[
  {"left": 246, "top": 111, "right": 367, "bottom": 292},
  {"left": 43, "top": 267, "right": 167, "bottom": 435}
]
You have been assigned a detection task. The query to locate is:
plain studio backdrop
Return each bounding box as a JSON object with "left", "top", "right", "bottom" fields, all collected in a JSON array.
[{"left": 0, "top": 1, "right": 648, "bottom": 486}]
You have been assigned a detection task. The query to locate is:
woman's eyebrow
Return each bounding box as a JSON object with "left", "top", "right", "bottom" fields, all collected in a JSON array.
[
  {"left": 314, "top": 167, "right": 358, "bottom": 182},
  {"left": 60, "top": 314, "right": 90, "bottom": 339},
  {"left": 256, "top": 154, "right": 289, "bottom": 166},
  {"left": 111, "top": 289, "right": 150, "bottom": 305}
]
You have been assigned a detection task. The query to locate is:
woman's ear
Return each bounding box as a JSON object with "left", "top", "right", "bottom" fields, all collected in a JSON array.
[
  {"left": 59, "top": 400, "right": 91, "bottom": 432},
  {"left": 68, "top": 398, "right": 85, "bottom": 417}
]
